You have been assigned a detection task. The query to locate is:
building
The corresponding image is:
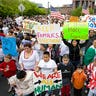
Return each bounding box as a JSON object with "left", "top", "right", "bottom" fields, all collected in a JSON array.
[
  {"left": 56, "top": 0, "right": 95, "bottom": 15},
  {"left": 73, "top": 0, "right": 95, "bottom": 9}
]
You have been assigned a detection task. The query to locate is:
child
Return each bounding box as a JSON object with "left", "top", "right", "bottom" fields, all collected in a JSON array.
[
  {"left": 71, "top": 65, "right": 87, "bottom": 96},
  {"left": 8, "top": 70, "right": 34, "bottom": 96},
  {"left": 0, "top": 54, "right": 17, "bottom": 78},
  {"left": 36, "top": 51, "right": 58, "bottom": 96},
  {"left": 58, "top": 54, "right": 74, "bottom": 96}
]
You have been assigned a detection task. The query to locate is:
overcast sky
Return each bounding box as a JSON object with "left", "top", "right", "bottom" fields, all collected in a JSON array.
[{"left": 29, "top": 0, "right": 73, "bottom": 8}]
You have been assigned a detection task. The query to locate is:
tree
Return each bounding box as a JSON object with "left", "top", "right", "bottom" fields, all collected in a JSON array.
[{"left": 0, "top": 0, "right": 47, "bottom": 17}]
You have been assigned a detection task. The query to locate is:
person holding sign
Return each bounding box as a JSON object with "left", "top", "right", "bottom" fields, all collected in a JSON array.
[
  {"left": 62, "top": 36, "right": 88, "bottom": 69},
  {"left": 36, "top": 51, "right": 58, "bottom": 96}
]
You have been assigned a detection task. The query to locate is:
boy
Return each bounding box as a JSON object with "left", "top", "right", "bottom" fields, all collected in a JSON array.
[
  {"left": 8, "top": 70, "right": 34, "bottom": 96},
  {"left": 71, "top": 65, "right": 87, "bottom": 96},
  {"left": 36, "top": 51, "right": 58, "bottom": 96},
  {"left": 0, "top": 54, "right": 16, "bottom": 78},
  {"left": 58, "top": 54, "right": 74, "bottom": 96}
]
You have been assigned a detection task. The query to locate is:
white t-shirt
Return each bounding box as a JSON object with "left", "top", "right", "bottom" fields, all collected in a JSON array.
[
  {"left": 2, "top": 27, "right": 9, "bottom": 35},
  {"left": 19, "top": 50, "right": 39, "bottom": 70},
  {"left": 38, "top": 59, "right": 57, "bottom": 75},
  {"left": 59, "top": 41, "right": 69, "bottom": 56}
]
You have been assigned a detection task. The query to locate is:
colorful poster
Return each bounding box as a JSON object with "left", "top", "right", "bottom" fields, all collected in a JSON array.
[
  {"left": 87, "top": 15, "right": 96, "bottom": 29},
  {"left": 63, "top": 22, "right": 89, "bottom": 40},
  {"left": 35, "top": 24, "right": 61, "bottom": 44},
  {"left": 33, "top": 71, "right": 62, "bottom": 96},
  {"left": 23, "top": 19, "right": 40, "bottom": 32},
  {"left": 1, "top": 37, "right": 18, "bottom": 56}
]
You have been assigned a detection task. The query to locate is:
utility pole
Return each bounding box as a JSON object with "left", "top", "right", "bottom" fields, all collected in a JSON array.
[{"left": 48, "top": 1, "right": 49, "bottom": 14}]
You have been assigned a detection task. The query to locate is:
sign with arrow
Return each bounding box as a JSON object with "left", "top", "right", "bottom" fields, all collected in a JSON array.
[
  {"left": 18, "top": 3, "right": 25, "bottom": 12},
  {"left": 33, "top": 71, "right": 62, "bottom": 96}
]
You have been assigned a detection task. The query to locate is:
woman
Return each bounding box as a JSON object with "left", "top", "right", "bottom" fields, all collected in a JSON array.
[
  {"left": 62, "top": 38, "right": 88, "bottom": 69},
  {"left": 19, "top": 43, "right": 39, "bottom": 71}
]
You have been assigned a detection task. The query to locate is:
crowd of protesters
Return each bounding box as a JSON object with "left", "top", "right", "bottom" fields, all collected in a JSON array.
[{"left": 0, "top": 15, "right": 96, "bottom": 96}]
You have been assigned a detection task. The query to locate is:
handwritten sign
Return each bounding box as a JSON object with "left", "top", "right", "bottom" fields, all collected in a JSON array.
[
  {"left": 69, "top": 16, "right": 79, "bottom": 22},
  {"left": 63, "top": 22, "right": 89, "bottom": 40},
  {"left": 1, "top": 37, "right": 18, "bottom": 56},
  {"left": 33, "top": 71, "right": 62, "bottom": 96},
  {"left": 87, "top": 15, "right": 96, "bottom": 29},
  {"left": 35, "top": 24, "right": 61, "bottom": 44},
  {"left": 23, "top": 19, "right": 40, "bottom": 32}
]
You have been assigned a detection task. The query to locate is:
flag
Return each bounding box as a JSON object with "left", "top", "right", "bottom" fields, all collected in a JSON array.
[
  {"left": 82, "top": 2, "right": 89, "bottom": 15},
  {"left": 50, "top": 5, "right": 64, "bottom": 20},
  {"left": 95, "top": 0, "right": 96, "bottom": 5}
]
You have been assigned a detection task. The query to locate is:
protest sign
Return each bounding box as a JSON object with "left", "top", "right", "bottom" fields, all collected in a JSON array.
[
  {"left": 15, "top": 16, "right": 23, "bottom": 26},
  {"left": 1, "top": 37, "right": 18, "bottom": 56},
  {"left": 63, "top": 22, "right": 89, "bottom": 40},
  {"left": 23, "top": 19, "right": 40, "bottom": 32},
  {"left": 35, "top": 24, "right": 61, "bottom": 44},
  {"left": 87, "top": 15, "right": 96, "bottom": 29},
  {"left": 69, "top": 16, "right": 79, "bottom": 22},
  {"left": 33, "top": 71, "right": 62, "bottom": 96}
]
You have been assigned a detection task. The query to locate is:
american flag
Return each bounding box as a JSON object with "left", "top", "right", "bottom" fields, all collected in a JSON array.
[
  {"left": 82, "top": 2, "right": 89, "bottom": 15},
  {"left": 50, "top": 5, "right": 64, "bottom": 20}
]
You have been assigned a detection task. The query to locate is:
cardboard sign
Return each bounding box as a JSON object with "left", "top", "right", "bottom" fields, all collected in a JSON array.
[
  {"left": 23, "top": 19, "right": 40, "bottom": 32},
  {"left": 33, "top": 71, "right": 62, "bottom": 96},
  {"left": 69, "top": 16, "right": 79, "bottom": 22},
  {"left": 1, "top": 37, "right": 18, "bottom": 56},
  {"left": 63, "top": 22, "right": 89, "bottom": 40},
  {"left": 87, "top": 15, "right": 96, "bottom": 29},
  {"left": 35, "top": 24, "right": 61, "bottom": 44}
]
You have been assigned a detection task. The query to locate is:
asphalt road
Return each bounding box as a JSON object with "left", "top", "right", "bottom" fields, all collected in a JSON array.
[{"left": 0, "top": 75, "right": 9, "bottom": 96}]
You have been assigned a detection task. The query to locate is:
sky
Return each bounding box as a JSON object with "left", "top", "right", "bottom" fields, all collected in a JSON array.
[{"left": 29, "top": 0, "right": 73, "bottom": 8}]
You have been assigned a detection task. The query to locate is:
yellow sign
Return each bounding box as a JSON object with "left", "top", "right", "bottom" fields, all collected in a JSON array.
[{"left": 70, "top": 16, "right": 79, "bottom": 22}]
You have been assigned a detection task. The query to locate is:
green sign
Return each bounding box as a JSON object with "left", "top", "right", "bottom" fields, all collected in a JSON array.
[{"left": 63, "top": 22, "right": 89, "bottom": 40}]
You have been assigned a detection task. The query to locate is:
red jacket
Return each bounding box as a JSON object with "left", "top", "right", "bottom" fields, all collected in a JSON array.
[{"left": 0, "top": 60, "right": 17, "bottom": 78}]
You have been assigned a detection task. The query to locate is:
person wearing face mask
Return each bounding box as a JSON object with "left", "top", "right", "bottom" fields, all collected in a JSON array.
[{"left": 71, "top": 65, "right": 87, "bottom": 96}]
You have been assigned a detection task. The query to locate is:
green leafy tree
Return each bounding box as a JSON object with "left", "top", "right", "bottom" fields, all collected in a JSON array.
[
  {"left": 0, "top": 0, "right": 47, "bottom": 17},
  {"left": 71, "top": 7, "right": 94, "bottom": 17}
]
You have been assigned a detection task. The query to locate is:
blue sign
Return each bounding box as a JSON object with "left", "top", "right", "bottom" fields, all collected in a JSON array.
[
  {"left": 88, "top": 16, "right": 96, "bottom": 29},
  {"left": 1, "top": 37, "right": 18, "bottom": 56}
]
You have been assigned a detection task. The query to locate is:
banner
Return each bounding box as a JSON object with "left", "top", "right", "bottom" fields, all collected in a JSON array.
[
  {"left": 33, "top": 71, "right": 62, "bottom": 96},
  {"left": 69, "top": 16, "right": 79, "bottom": 22},
  {"left": 35, "top": 24, "right": 61, "bottom": 44},
  {"left": 63, "top": 22, "right": 89, "bottom": 40},
  {"left": 23, "top": 19, "right": 40, "bottom": 32},
  {"left": 1, "top": 37, "right": 18, "bottom": 56}
]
